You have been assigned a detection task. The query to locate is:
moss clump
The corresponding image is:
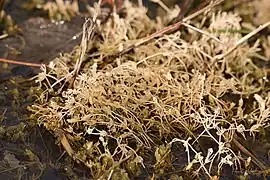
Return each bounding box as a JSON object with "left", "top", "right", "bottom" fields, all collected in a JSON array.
[{"left": 29, "top": 1, "right": 270, "bottom": 179}]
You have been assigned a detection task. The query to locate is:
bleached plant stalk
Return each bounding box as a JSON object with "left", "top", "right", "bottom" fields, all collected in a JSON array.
[{"left": 68, "top": 18, "right": 95, "bottom": 89}]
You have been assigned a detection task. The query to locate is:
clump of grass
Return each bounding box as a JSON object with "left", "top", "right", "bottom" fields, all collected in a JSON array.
[{"left": 29, "top": 1, "right": 270, "bottom": 179}]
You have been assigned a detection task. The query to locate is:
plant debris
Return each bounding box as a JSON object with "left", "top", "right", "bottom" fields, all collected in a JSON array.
[{"left": 27, "top": 0, "right": 270, "bottom": 179}]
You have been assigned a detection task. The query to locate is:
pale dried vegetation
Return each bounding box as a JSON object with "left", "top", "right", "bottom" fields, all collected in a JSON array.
[
  {"left": 43, "top": 0, "right": 79, "bottom": 21},
  {"left": 29, "top": 1, "right": 270, "bottom": 179}
]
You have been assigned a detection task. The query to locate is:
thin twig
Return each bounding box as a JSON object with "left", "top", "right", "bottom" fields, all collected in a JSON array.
[
  {"left": 0, "top": 58, "right": 43, "bottom": 67},
  {"left": 182, "top": 0, "right": 223, "bottom": 21},
  {"left": 117, "top": 0, "right": 224, "bottom": 56},
  {"left": 181, "top": 22, "right": 222, "bottom": 43},
  {"left": 232, "top": 134, "right": 267, "bottom": 171}
]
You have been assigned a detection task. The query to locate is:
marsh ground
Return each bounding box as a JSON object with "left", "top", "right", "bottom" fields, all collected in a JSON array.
[{"left": 0, "top": 0, "right": 270, "bottom": 179}]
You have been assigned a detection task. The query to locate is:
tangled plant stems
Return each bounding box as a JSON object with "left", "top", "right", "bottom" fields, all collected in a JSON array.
[{"left": 28, "top": 0, "right": 270, "bottom": 179}]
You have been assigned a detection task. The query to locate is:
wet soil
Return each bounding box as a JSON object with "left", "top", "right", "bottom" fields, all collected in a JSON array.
[{"left": 0, "top": 1, "right": 88, "bottom": 179}]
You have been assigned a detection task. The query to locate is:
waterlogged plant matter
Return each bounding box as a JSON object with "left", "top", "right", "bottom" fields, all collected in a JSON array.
[
  {"left": 0, "top": 9, "right": 20, "bottom": 38},
  {"left": 23, "top": 0, "right": 79, "bottom": 21},
  {"left": 29, "top": 0, "right": 270, "bottom": 179}
]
